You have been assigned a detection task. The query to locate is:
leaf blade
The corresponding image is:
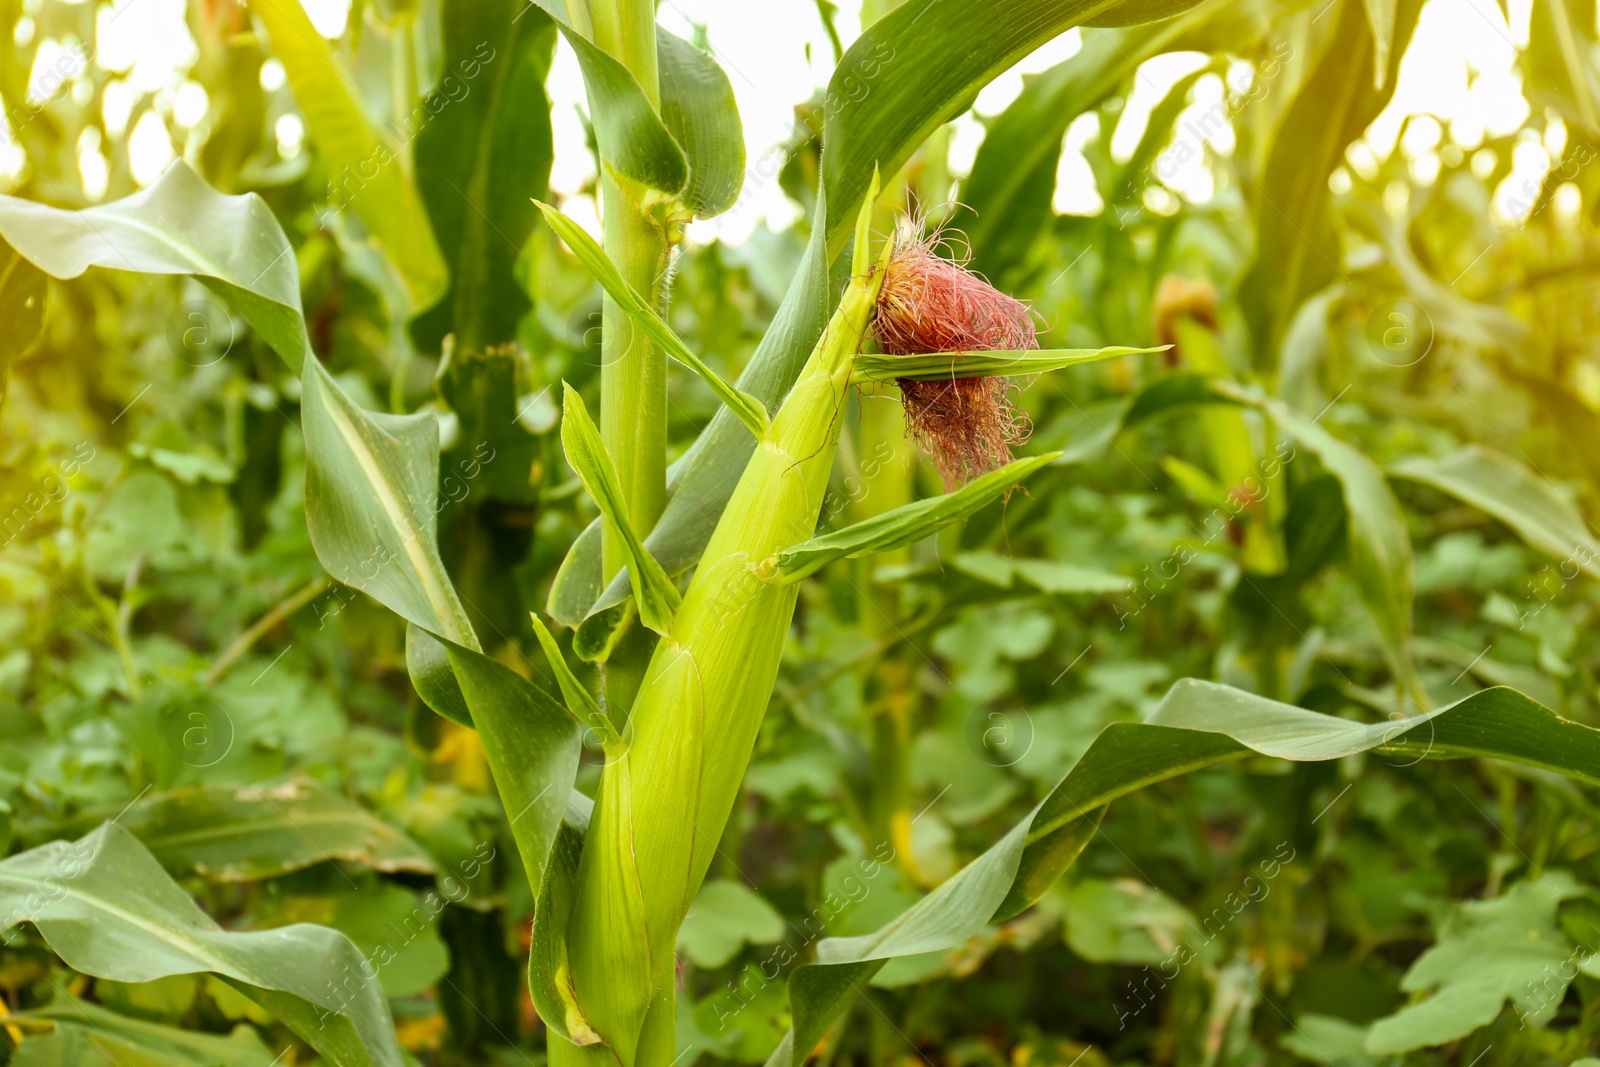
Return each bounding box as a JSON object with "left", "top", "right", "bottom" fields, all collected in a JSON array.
[
  {"left": 559, "top": 383, "right": 682, "bottom": 635},
  {"left": 537, "top": 202, "right": 769, "bottom": 436},
  {"left": 853, "top": 346, "right": 1166, "bottom": 382}
]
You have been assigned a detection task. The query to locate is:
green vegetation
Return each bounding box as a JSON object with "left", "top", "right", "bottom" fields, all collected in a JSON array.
[{"left": 2, "top": 0, "right": 1600, "bottom": 1065}]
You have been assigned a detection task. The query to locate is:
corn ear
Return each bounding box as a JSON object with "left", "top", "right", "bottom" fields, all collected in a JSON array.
[
  {"left": 560, "top": 383, "right": 681, "bottom": 635},
  {"left": 561, "top": 172, "right": 888, "bottom": 1061}
]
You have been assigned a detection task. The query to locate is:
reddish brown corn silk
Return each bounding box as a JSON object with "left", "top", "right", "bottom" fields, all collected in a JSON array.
[{"left": 873, "top": 220, "right": 1035, "bottom": 488}]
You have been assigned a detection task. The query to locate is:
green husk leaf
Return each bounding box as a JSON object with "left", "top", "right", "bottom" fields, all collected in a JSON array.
[
  {"left": 775, "top": 452, "right": 1060, "bottom": 583},
  {"left": 559, "top": 383, "right": 681, "bottom": 635},
  {"left": 854, "top": 346, "right": 1165, "bottom": 382},
  {"left": 531, "top": 613, "right": 625, "bottom": 754},
  {"left": 537, "top": 202, "right": 768, "bottom": 437}
]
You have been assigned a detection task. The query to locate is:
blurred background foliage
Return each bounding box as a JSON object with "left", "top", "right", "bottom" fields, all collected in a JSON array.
[{"left": 3, "top": 0, "right": 1600, "bottom": 1064}]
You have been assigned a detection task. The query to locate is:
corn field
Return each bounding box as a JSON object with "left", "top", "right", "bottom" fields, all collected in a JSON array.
[{"left": 3, "top": 0, "right": 1600, "bottom": 1065}]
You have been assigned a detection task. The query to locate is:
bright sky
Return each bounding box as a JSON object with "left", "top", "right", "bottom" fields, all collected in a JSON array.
[{"left": 0, "top": 0, "right": 1566, "bottom": 238}]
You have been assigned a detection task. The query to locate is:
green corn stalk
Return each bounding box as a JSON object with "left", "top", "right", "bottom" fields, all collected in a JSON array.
[
  {"left": 550, "top": 186, "right": 890, "bottom": 1067},
  {"left": 579, "top": 0, "right": 672, "bottom": 717}
]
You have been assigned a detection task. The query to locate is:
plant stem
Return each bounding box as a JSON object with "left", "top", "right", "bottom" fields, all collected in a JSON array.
[
  {"left": 204, "top": 576, "right": 329, "bottom": 686},
  {"left": 590, "top": 5, "right": 667, "bottom": 587}
]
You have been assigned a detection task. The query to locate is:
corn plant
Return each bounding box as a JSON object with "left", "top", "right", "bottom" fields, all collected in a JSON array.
[{"left": 4, "top": 1, "right": 1600, "bottom": 1066}]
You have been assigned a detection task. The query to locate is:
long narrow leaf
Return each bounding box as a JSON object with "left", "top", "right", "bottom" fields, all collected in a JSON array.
[
  {"left": 537, "top": 202, "right": 768, "bottom": 436},
  {"left": 45, "top": 779, "right": 435, "bottom": 882},
  {"left": 248, "top": 0, "right": 446, "bottom": 309},
  {"left": 0, "top": 162, "right": 309, "bottom": 371},
  {"left": 854, "top": 346, "right": 1165, "bottom": 382},
  {"left": 560, "top": 383, "right": 681, "bottom": 635},
  {"left": 776, "top": 453, "right": 1061, "bottom": 582},
  {"left": 1217, "top": 382, "right": 1422, "bottom": 704},
  {"left": 658, "top": 28, "right": 746, "bottom": 218},
  {"left": 1391, "top": 445, "right": 1600, "bottom": 579},
  {"left": 411, "top": 0, "right": 556, "bottom": 354},
  {"left": 524, "top": 2, "right": 688, "bottom": 197},
  {"left": 301, "top": 360, "right": 479, "bottom": 649},
  {"left": 531, "top": 613, "right": 624, "bottom": 754}
]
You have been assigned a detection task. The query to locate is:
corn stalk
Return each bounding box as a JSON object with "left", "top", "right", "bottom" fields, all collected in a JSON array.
[{"left": 543, "top": 187, "right": 889, "bottom": 1067}]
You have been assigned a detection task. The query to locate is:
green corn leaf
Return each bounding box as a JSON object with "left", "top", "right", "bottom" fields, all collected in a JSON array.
[
  {"left": 411, "top": 0, "right": 557, "bottom": 354},
  {"left": 523, "top": 1, "right": 687, "bottom": 196},
  {"left": 1526, "top": 0, "right": 1600, "bottom": 133},
  {"left": 1238, "top": 0, "right": 1422, "bottom": 368},
  {"left": 1081, "top": 0, "right": 1205, "bottom": 23},
  {"left": 247, "top": 0, "right": 447, "bottom": 310},
  {"left": 549, "top": 0, "right": 1203, "bottom": 630},
  {"left": 765, "top": 682, "right": 1600, "bottom": 1066},
  {"left": 0, "top": 823, "right": 403, "bottom": 1067},
  {"left": 951, "top": 552, "right": 1133, "bottom": 595},
  {"left": 775, "top": 453, "right": 1061, "bottom": 583},
  {"left": 1363, "top": 0, "right": 1397, "bottom": 87},
  {"left": 0, "top": 162, "right": 310, "bottom": 372},
  {"left": 1121, "top": 371, "right": 1231, "bottom": 430},
  {"left": 300, "top": 359, "right": 479, "bottom": 650},
  {"left": 407, "top": 623, "right": 472, "bottom": 727},
  {"left": 537, "top": 203, "right": 769, "bottom": 437},
  {"left": 10, "top": 996, "right": 278, "bottom": 1066},
  {"left": 529, "top": 791, "right": 601, "bottom": 1046},
  {"left": 523, "top": 7, "right": 743, "bottom": 212},
  {"left": 853, "top": 346, "right": 1165, "bottom": 382},
  {"left": 43, "top": 779, "right": 435, "bottom": 883},
  {"left": 440, "top": 644, "right": 582, "bottom": 904},
  {"left": 1391, "top": 445, "right": 1600, "bottom": 580},
  {"left": 560, "top": 383, "right": 681, "bottom": 635},
  {"left": 658, "top": 28, "right": 746, "bottom": 218},
  {"left": 956, "top": 0, "right": 1298, "bottom": 279},
  {"left": 530, "top": 613, "right": 624, "bottom": 754},
  {"left": 301, "top": 361, "right": 579, "bottom": 902}
]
